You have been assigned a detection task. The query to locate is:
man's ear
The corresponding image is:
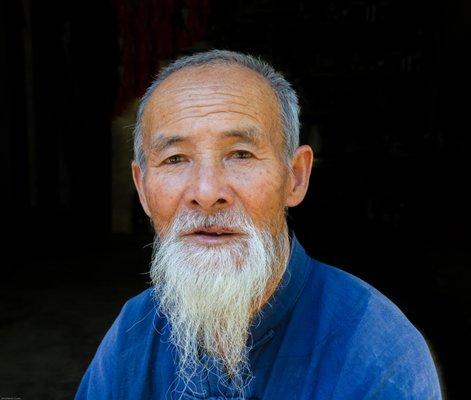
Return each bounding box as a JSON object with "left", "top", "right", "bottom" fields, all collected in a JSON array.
[
  {"left": 131, "top": 161, "right": 151, "bottom": 217},
  {"left": 285, "top": 145, "right": 314, "bottom": 208}
]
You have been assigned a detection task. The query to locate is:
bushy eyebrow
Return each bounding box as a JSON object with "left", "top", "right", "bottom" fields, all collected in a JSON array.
[
  {"left": 221, "top": 127, "right": 262, "bottom": 145},
  {"left": 149, "top": 127, "right": 263, "bottom": 154},
  {"left": 149, "top": 134, "right": 186, "bottom": 153}
]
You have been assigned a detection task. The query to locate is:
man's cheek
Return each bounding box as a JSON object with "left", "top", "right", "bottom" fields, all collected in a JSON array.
[{"left": 145, "top": 179, "right": 178, "bottom": 208}]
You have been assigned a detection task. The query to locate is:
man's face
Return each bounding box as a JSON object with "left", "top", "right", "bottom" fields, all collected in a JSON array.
[{"left": 135, "top": 63, "right": 291, "bottom": 240}]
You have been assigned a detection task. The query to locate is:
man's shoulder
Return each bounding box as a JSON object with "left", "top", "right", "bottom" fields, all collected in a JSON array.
[
  {"left": 300, "top": 255, "right": 431, "bottom": 356},
  {"left": 298, "top": 256, "right": 441, "bottom": 397},
  {"left": 306, "top": 257, "right": 414, "bottom": 331}
]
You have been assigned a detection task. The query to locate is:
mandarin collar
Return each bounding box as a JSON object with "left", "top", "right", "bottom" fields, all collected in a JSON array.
[{"left": 249, "top": 233, "right": 312, "bottom": 348}]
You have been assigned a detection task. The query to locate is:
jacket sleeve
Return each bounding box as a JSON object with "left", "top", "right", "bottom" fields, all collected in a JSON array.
[{"left": 363, "top": 333, "right": 443, "bottom": 400}]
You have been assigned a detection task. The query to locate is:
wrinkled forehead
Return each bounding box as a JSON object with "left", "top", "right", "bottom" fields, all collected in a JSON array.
[
  {"left": 141, "top": 63, "right": 283, "bottom": 143},
  {"left": 150, "top": 63, "right": 280, "bottom": 109}
]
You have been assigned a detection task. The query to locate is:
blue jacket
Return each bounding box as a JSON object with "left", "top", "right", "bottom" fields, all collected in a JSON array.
[{"left": 75, "top": 236, "right": 442, "bottom": 399}]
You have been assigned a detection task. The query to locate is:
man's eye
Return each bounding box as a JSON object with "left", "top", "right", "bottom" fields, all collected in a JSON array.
[
  {"left": 232, "top": 150, "right": 253, "bottom": 159},
  {"left": 164, "top": 155, "right": 184, "bottom": 164}
]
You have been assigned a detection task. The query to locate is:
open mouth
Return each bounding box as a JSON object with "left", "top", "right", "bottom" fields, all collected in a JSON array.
[
  {"left": 193, "top": 230, "right": 233, "bottom": 236},
  {"left": 182, "top": 226, "right": 241, "bottom": 244}
]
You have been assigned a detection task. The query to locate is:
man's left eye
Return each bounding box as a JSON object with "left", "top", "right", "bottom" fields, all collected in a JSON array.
[{"left": 231, "top": 150, "right": 253, "bottom": 159}]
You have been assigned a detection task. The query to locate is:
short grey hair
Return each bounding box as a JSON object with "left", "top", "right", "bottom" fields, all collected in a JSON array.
[{"left": 133, "top": 49, "right": 300, "bottom": 170}]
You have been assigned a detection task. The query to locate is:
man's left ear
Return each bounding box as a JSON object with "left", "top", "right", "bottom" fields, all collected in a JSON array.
[{"left": 285, "top": 145, "right": 314, "bottom": 207}]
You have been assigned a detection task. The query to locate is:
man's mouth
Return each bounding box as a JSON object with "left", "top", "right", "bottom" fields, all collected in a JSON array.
[{"left": 182, "top": 226, "right": 242, "bottom": 244}]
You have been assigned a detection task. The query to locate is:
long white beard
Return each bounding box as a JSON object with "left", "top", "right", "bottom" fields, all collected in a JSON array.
[{"left": 150, "top": 209, "right": 289, "bottom": 396}]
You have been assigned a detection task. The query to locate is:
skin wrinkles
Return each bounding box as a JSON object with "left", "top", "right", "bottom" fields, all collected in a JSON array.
[
  {"left": 156, "top": 68, "right": 273, "bottom": 98},
  {"left": 154, "top": 110, "right": 264, "bottom": 135},
  {"left": 162, "top": 101, "right": 254, "bottom": 110},
  {"left": 149, "top": 127, "right": 265, "bottom": 155},
  {"left": 148, "top": 143, "right": 272, "bottom": 167},
  {"left": 143, "top": 66, "right": 281, "bottom": 139},
  {"left": 155, "top": 94, "right": 270, "bottom": 115},
  {"left": 148, "top": 142, "right": 281, "bottom": 203},
  {"left": 157, "top": 102, "right": 268, "bottom": 125},
  {"left": 132, "top": 63, "right": 313, "bottom": 316},
  {"left": 148, "top": 128, "right": 277, "bottom": 185},
  {"left": 157, "top": 89, "right": 256, "bottom": 103},
  {"left": 154, "top": 84, "right": 270, "bottom": 103},
  {"left": 147, "top": 95, "right": 271, "bottom": 129},
  {"left": 143, "top": 79, "right": 283, "bottom": 159}
]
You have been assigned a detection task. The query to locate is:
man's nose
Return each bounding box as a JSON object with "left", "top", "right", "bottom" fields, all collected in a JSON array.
[{"left": 185, "top": 161, "right": 234, "bottom": 212}]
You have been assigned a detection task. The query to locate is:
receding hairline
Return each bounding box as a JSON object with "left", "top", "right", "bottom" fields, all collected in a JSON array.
[{"left": 144, "top": 61, "right": 281, "bottom": 109}]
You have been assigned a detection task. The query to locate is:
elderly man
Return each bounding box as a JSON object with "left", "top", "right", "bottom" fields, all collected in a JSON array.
[{"left": 75, "top": 50, "right": 441, "bottom": 399}]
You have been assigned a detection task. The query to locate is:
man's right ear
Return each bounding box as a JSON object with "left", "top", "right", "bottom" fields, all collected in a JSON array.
[{"left": 131, "top": 161, "right": 151, "bottom": 217}]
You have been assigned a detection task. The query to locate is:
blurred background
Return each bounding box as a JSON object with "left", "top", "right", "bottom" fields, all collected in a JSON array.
[{"left": 1, "top": 0, "right": 470, "bottom": 398}]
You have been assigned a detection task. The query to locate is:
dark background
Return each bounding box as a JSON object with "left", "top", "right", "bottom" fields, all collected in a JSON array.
[{"left": 1, "top": 0, "right": 470, "bottom": 398}]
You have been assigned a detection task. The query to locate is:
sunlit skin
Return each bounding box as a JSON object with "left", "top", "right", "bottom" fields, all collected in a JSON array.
[{"left": 132, "top": 63, "right": 313, "bottom": 313}]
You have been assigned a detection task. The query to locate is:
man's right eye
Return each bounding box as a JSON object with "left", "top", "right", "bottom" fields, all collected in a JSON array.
[{"left": 164, "top": 155, "right": 184, "bottom": 164}]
